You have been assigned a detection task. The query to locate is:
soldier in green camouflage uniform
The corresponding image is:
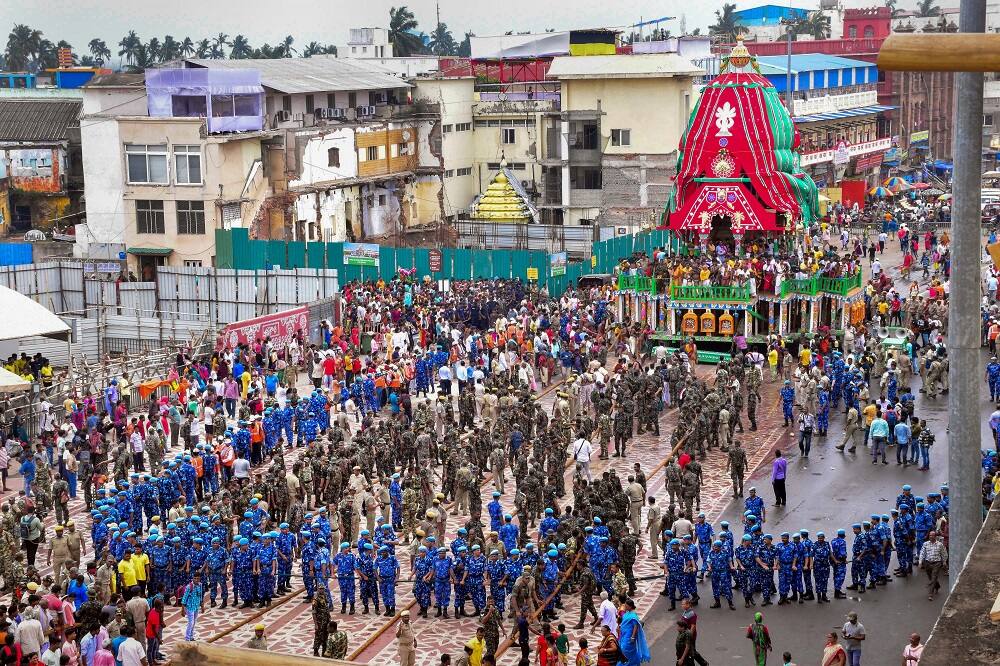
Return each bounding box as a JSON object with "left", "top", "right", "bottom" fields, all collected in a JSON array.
[{"left": 311, "top": 588, "right": 331, "bottom": 656}]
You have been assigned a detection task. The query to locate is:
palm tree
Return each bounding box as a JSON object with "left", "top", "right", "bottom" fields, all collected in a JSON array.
[
  {"left": 916, "top": 0, "right": 940, "bottom": 17},
  {"left": 791, "top": 11, "right": 831, "bottom": 40},
  {"left": 146, "top": 37, "right": 162, "bottom": 62},
  {"left": 88, "top": 38, "right": 111, "bottom": 66},
  {"left": 389, "top": 6, "right": 425, "bottom": 56},
  {"left": 212, "top": 32, "right": 230, "bottom": 55},
  {"left": 160, "top": 35, "right": 179, "bottom": 61},
  {"left": 278, "top": 35, "right": 296, "bottom": 57},
  {"left": 429, "top": 22, "right": 456, "bottom": 56},
  {"left": 302, "top": 41, "right": 324, "bottom": 57},
  {"left": 180, "top": 37, "right": 195, "bottom": 57},
  {"left": 195, "top": 38, "right": 211, "bottom": 58},
  {"left": 128, "top": 42, "right": 153, "bottom": 71},
  {"left": 80, "top": 55, "right": 96, "bottom": 66},
  {"left": 230, "top": 34, "right": 253, "bottom": 59},
  {"left": 118, "top": 30, "right": 140, "bottom": 67},
  {"left": 885, "top": 0, "right": 904, "bottom": 18},
  {"left": 253, "top": 43, "right": 276, "bottom": 58},
  {"left": 710, "top": 3, "right": 748, "bottom": 38},
  {"left": 5, "top": 24, "right": 42, "bottom": 71},
  {"left": 35, "top": 39, "right": 57, "bottom": 70}
]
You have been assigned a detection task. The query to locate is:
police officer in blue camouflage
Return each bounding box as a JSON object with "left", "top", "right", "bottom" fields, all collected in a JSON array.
[
  {"left": 413, "top": 545, "right": 433, "bottom": 617},
  {"left": 734, "top": 534, "right": 757, "bottom": 607},
  {"left": 754, "top": 533, "right": 776, "bottom": 605},
  {"left": 374, "top": 545, "right": 399, "bottom": 616},
  {"left": 706, "top": 540, "right": 735, "bottom": 610},
  {"left": 830, "top": 528, "right": 848, "bottom": 599},
  {"left": 660, "top": 538, "right": 688, "bottom": 611},
  {"left": 811, "top": 531, "right": 832, "bottom": 603},
  {"left": 332, "top": 541, "right": 357, "bottom": 614},
  {"left": 231, "top": 537, "right": 254, "bottom": 607},
  {"left": 780, "top": 380, "right": 795, "bottom": 426},
  {"left": 431, "top": 547, "right": 454, "bottom": 618},
  {"left": 276, "top": 523, "right": 295, "bottom": 594},
  {"left": 255, "top": 532, "right": 278, "bottom": 607},
  {"left": 466, "top": 544, "right": 487, "bottom": 617},
  {"left": 775, "top": 532, "right": 796, "bottom": 605},
  {"left": 206, "top": 536, "right": 229, "bottom": 608},
  {"left": 846, "top": 523, "right": 867, "bottom": 595},
  {"left": 798, "top": 530, "right": 815, "bottom": 601},
  {"left": 694, "top": 513, "right": 714, "bottom": 582}
]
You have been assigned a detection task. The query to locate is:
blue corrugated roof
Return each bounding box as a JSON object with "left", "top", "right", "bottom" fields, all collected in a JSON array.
[
  {"left": 757, "top": 54, "right": 877, "bottom": 75},
  {"left": 793, "top": 105, "right": 897, "bottom": 124}
]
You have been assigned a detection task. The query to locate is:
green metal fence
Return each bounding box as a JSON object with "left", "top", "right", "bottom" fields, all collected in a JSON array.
[{"left": 215, "top": 228, "right": 681, "bottom": 294}]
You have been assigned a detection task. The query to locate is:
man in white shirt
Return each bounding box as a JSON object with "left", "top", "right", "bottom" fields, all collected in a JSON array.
[
  {"left": 597, "top": 592, "right": 618, "bottom": 636},
  {"left": 14, "top": 610, "right": 44, "bottom": 656},
  {"left": 40, "top": 636, "right": 62, "bottom": 666},
  {"left": 572, "top": 435, "right": 594, "bottom": 482},
  {"left": 117, "top": 625, "right": 147, "bottom": 666}
]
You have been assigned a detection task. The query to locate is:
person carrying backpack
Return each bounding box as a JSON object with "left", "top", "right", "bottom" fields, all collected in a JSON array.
[{"left": 19, "top": 502, "right": 43, "bottom": 566}]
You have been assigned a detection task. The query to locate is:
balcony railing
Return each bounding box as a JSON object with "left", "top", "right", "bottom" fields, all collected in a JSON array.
[
  {"left": 781, "top": 273, "right": 864, "bottom": 298},
  {"left": 800, "top": 137, "right": 892, "bottom": 167},
  {"left": 615, "top": 273, "right": 864, "bottom": 300},
  {"left": 671, "top": 284, "right": 752, "bottom": 302}
]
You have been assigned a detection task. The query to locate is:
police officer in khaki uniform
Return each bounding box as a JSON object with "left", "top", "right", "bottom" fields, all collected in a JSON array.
[
  {"left": 64, "top": 520, "right": 85, "bottom": 573},
  {"left": 46, "top": 525, "right": 71, "bottom": 588}
]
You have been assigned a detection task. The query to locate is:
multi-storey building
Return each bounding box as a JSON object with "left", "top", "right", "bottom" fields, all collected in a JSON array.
[{"left": 78, "top": 57, "right": 443, "bottom": 277}]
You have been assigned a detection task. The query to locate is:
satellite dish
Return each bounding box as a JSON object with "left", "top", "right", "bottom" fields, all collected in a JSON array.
[{"left": 402, "top": 130, "right": 412, "bottom": 140}]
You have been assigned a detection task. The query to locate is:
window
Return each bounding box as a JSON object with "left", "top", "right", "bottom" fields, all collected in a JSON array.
[
  {"left": 125, "top": 144, "right": 168, "bottom": 184},
  {"left": 442, "top": 124, "right": 453, "bottom": 133},
  {"left": 306, "top": 95, "right": 315, "bottom": 114},
  {"left": 327, "top": 147, "right": 340, "bottom": 167},
  {"left": 502, "top": 128, "right": 516, "bottom": 144},
  {"left": 508, "top": 162, "right": 526, "bottom": 170},
  {"left": 171, "top": 95, "right": 207, "bottom": 117},
  {"left": 444, "top": 169, "right": 455, "bottom": 178},
  {"left": 455, "top": 122, "right": 472, "bottom": 132},
  {"left": 176, "top": 200, "right": 206, "bottom": 234},
  {"left": 456, "top": 167, "right": 472, "bottom": 176},
  {"left": 396, "top": 142, "right": 409, "bottom": 156},
  {"left": 849, "top": 25, "right": 858, "bottom": 38},
  {"left": 135, "top": 200, "right": 165, "bottom": 234},
  {"left": 183, "top": 260, "right": 203, "bottom": 267},
  {"left": 581, "top": 124, "right": 598, "bottom": 150},
  {"left": 366, "top": 145, "right": 379, "bottom": 161},
  {"left": 234, "top": 95, "right": 257, "bottom": 116},
  {"left": 174, "top": 145, "right": 202, "bottom": 185},
  {"left": 327, "top": 93, "right": 337, "bottom": 109},
  {"left": 611, "top": 129, "right": 631, "bottom": 147},
  {"left": 570, "top": 166, "right": 602, "bottom": 189},
  {"left": 282, "top": 95, "right": 292, "bottom": 112},
  {"left": 863, "top": 25, "right": 875, "bottom": 38},
  {"left": 378, "top": 194, "right": 387, "bottom": 206},
  {"left": 211, "top": 94, "right": 235, "bottom": 117},
  {"left": 986, "top": 114, "right": 995, "bottom": 127},
  {"left": 348, "top": 92, "right": 357, "bottom": 108}
]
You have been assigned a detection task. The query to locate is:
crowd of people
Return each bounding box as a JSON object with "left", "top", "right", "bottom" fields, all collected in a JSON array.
[{"left": 0, "top": 197, "right": 993, "bottom": 666}]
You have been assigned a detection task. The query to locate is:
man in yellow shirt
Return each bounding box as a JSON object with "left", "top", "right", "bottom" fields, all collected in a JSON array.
[
  {"left": 465, "top": 627, "right": 486, "bottom": 666},
  {"left": 131, "top": 545, "right": 150, "bottom": 594},
  {"left": 799, "top": 346, "right": 811, "bottom": 368},
  {"left": 767, "top": 347, "right": 779, "bottom": 382},
  {"left": 862, "top": 400, "right": 878, "bottom": 448},
  {"left": 117, "top": 551, "right": 138, "bottom": 589}
]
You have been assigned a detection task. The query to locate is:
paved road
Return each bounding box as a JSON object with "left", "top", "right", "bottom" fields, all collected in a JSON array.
[{"left": 647, "top": 239, "right": 994, "bottom": 665}]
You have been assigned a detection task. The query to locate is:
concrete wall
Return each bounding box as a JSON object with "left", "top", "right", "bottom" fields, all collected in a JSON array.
[
  {"left": 562, "top": 77, "right": 692, "bottom": 155},
  {"left": 288, "top": 128, "right": 359, "bottom": 187},
  {"left": 413, "top": 78, "right": 476, "bottom": 218}
]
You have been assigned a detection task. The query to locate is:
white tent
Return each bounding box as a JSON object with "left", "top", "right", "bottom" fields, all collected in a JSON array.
[
  {"left": 0, "top": 285, "right": 71, "bottom": 342},
  {"left": 0, "top": 367, "right": 31, "bottom": 393}
]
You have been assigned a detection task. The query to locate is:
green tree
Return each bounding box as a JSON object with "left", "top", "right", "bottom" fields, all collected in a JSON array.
[
  {"left": 429, "top": 22, "right": 456, "bottom": 56},
  {"left": 389, "top": 6, "right": 425, "bottom": 56},
  {"left": 36, "top": 38, "right": 57, "bottom": 69},
  {"left": 161, "top": 35, "right": 180, "bottom": 61},
  {"left": 230, "top": 34, "right": 253, "bottom": 59},
  {"left": 916, "top": 0, "right": 940, "bottom": 17},
  {"left": 55, "top": 39, "right": 78, "bottom": 65},
  {"left": 710, "top": 3, "right": 748, "bottom": 38},
  {"left": 146, "top": 37, "right": 162, "bottom": 62},
  {"left": 277, "top": 35, "right": 296, "bottom": 57},
  {"left": 195, "top": 38, "right": 211, "bottom": 58},
  {"left": 885, "top": 0, "right": 904, "bottom": 18},
  {"left": 118, "top": 30, "right": 141, "bottom": 67},
  {"left": 80, "top": 55, "right": 96, "bottom": 67},
  {"left": 5, "top": 24, "right": 43, "bottom": 71},
  {"left": 88, "top": 38, "right": 111, "bottom": 66},
  {"left": 302, "top": 41, "right": 324, "bottom": 57},
  {"left": 791, "top": 11, "right": 831, "bottom": 40},
  {"left": 180, "top": 37, "right": 195, "bottom": 57}
]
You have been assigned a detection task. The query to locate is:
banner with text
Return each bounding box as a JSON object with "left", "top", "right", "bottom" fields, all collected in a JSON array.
[
  {"left": 344, "top": 242, "right": 380, "bottom": 267},
  {"left": 216, "top": 306, "right": 309, "bottom": 351}
]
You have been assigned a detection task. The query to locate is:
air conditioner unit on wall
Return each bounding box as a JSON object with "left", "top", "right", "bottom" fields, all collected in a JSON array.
[
  {"left": 314, "top": 107, "right": 329, "bottom": 119},
  {"left": 275, "top": 109, "right": 291, "bottom": 123},
  {"left": 357, "top": 105, "right": 376, "bottom": 117},
  {"left": 329, "top": 107, "right": 345, "bottom": 118}
]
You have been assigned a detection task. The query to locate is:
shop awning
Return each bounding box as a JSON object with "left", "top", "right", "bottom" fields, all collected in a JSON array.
[
  {"left": 793, "top": 104, "right": 897, "bottom": 124},
  {"left": 127, "top": 247, "right": 174, "bottom": 256}
]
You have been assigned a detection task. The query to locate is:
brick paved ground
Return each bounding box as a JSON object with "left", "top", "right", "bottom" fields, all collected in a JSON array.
[{"left": 8, "top": 360, "right": 787, "bottom": 664}]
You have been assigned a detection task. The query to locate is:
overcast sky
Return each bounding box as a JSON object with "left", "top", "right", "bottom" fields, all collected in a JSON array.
[
  {"left": 7, "top": 0, "right": 934, "bottom": 63},
  {"left": 5, "top": 0, "right": 735, "bottom": 60}
]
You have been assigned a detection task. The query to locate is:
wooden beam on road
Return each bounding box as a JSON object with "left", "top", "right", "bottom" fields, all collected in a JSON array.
[
  {"left": 174, "top": 642, "right": 354, "bottom": 666},
  {"left": 877, "top": 33, "right": 1000, "bottom": 72}
]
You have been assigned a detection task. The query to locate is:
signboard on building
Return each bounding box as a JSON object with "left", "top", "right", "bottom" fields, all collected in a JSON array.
[
  {"left": 550, "top": 252, "right": 567, "bottom": 277},
  {"left": 833, "top": 140, "right": 851, "bottom": 166},
  {"left": 343, "top": 242, "right": 380, "bottom": 267},
  {"left": 428, "top": 248, "right": 442, "bottom": 273},
  {"left": 909, "top": 130, "right": 930, "bottom": 144},
  {"left": 216, "top": 306, "right": 309, "bottom": 352},
  {"left": 855, "top": 152, "right": 884, "bottom": 172},
  {"left": 591, "top": 254, "right": 597, "bottom": 268},
  {"left": 526, "top": 267, "right": 539, "bottom": 281}
]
